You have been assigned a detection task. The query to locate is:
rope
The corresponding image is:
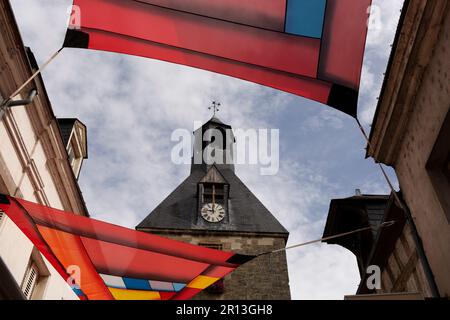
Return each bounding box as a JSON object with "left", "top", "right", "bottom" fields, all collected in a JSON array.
[
  {"left": 0, "top": 48, "right": 64, "bottom": 110},
  {"left": 355, "top": 117, "right": 439, "bottom": 297},
  {"left": 355, "top": 117, "right": 406, "bottom": 210},
  {"left": 260, "top": 221, "right": 395, "bottom": 256},
  {"left": 259, "top": 119, "right": 399, "bottom": 257}
]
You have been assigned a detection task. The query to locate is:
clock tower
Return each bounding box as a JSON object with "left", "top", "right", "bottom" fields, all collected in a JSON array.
[{"left": 136, "top": 115, "right": 291, "bottom": 299}]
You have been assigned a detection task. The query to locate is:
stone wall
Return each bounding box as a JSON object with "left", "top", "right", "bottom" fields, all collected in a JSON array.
[
  {"left": 393, "top": 7, "right": 450, "bottom": 297},
  {"left": 368, "top": 1, "right": 450, "bottom": 298},
  {"left": 150, "top": 231, "right": 291, "bottom": 300}
]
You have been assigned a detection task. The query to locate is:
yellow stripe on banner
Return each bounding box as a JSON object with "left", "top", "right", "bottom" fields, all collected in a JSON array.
[
  {"left": 108, "top": 287, "right": 161, "bottom": 300},
  {"left": 187, "top": 275, "right": 220, "bottom": 290}
]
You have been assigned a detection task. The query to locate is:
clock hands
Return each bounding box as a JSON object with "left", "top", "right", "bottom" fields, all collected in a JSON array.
[
  {"left": 201, "top": 202, "right": 225, "bottom": 223},
  {"left": 212, "top": 185, "right": 216, "bottom": 212},
  {"left": 201, "top": 186, "right": 225, "bottom": 222}
]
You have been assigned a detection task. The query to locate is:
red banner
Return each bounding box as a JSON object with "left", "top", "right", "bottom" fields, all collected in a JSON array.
[
  {"left": 0, "top": 194, "right": 253, "bottom": 300},
  {"left": 64, "top": 0, "right": 372, "bottom": 117}
]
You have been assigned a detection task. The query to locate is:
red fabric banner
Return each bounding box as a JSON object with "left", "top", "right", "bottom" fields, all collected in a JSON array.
[
  {"left": 64, "top": 0, "right": 372, "bottom": 117},
  {"left": 0, "top": 194, "right": 253, "bottom": 300}
]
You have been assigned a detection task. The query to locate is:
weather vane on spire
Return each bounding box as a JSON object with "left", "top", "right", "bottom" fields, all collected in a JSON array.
[{"left": 209, "top": 101, "right": 221, "bottom": 117}]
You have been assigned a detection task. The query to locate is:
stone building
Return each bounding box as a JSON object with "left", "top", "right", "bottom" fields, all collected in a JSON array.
[
  {"left": 136, "top": 116, "right": 291, "bottom": 299},
  {"left": 323, "top": 192, "right": 434, "bottom": 299},
  {"left": 0, "top": 0, "right": 88, "bottom": 300},
  {"left": 323, "top": 0, "right": 449, "bottom": 299}
]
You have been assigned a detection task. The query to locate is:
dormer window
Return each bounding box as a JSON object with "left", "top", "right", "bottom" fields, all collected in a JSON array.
[
  {"left": 58, "top": 119, "right": 88, "bottom": 179},
  {"left": 202, "top": 183, "right": 225, "bottom": 204},
  {"left": 198, "top": 166, "right": 229, "bottom": 224},
  {"left": 67, "top": 141, "right": 82, "bottom": 177}
]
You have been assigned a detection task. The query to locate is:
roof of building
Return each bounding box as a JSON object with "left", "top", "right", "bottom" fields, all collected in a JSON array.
[
  {"left": 323, "top": 194, "right": 390, "bottom": 237},
  {"left": 322, "top": 194, "right": 390, "bottom": 275},
  {"left": 356, "top": 194, "right": 406, "bottom": 294},
  {"left": 194, "top": 116, "right": 232, "bottom": 133},
  {"left": 57, "top": 118, "right": 77, "bottom": 148},
  {"left": 136, "top": 166, "right": 289, "bottom": 236},
  {"left": 57, "top": 118, "right": 88, "bottom": 158}
]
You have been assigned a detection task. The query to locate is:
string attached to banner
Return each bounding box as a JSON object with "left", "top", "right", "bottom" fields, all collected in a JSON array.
[
  {"left": 0, "top": 47, "right": 64, "bottom": 110},
  {"left": 354, "top": 117, "right": 440, "bottom": 297},
  {"left": 260, "top": 221, "right": 396, "bottom": 256},
  {"left": 355, "top": 117, "right": 406, "bottom": 210}
]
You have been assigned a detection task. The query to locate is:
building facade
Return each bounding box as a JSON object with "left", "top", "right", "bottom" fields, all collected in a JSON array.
[
  {"left": 323, "top": 192, "right": 434, "bottom": 299},
  {"left": 0, "top": 0, "right": 88, "bottom": 300},
  {"left": 323, "top": 0, "right": 449, "bottom": 299},
  {"left": 136, "top": 116, "right": 291, "bottom": 299},
  {"left": 368, "top": 0, "right": 449, "bottom": 298}
]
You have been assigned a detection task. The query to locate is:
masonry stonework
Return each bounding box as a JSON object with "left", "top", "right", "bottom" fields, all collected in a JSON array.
[
  {"left": 368, "top": 0, "right": 450, "bottom": 297},
  {"left": 393, "top": 8, "right": 450, "bottom": 297}
]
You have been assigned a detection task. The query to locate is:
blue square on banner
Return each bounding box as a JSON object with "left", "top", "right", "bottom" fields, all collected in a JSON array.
[
  {"left": 285, "top": 0, "right": 327, "bottom": 38},
  {"left": 123, "top": 277, "right": 152, "bottom": 290},
  {"left": 173, "top": 283, "right": 186, "bottom": 292}
]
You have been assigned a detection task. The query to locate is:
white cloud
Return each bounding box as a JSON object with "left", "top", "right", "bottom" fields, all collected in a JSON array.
[
  {"left": 358, "top": 0, "right": 405, "bottom": 125},
  {"left": 303, "top": 109, "right": 346, "bottom": 131},
  {"left": 9, "top": 0, "right": 404, "bottom": 300},
  {"left": 287, "top": 244, "right": 360, "bottom": 300}
]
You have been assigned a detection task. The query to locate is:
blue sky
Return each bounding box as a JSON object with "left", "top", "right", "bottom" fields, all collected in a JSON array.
[{"left": 10, "top": 0, "right": 404, "bottom": 299}]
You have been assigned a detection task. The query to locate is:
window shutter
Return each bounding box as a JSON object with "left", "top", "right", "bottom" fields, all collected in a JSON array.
[{"left": 22, "top": 263, "right": 39, "bottom": 299}]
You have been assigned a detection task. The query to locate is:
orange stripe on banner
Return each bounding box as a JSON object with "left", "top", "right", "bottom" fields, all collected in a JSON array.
[
  {"left": 187, "top": 275, "right": 220, "bottom": 290},
  {"left": 37, "top": 225, "right": 113, "bottom": 300}
]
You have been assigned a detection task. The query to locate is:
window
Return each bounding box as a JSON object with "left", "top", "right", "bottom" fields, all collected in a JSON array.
[
  {"left": 21, "top": 263, "right": 39, "bottom": 299},
  {"left": 67, "top": 144, "right": 76, "bottom": 167},
  {"left": 0, "top": 210, "right": 6, "bottom": 234},
  {"left": 202, "top": 183, "right": 225, "bottom": 204},
  {"left": 20, "top": 249, "right": 50, "bottom": 300},
  {"left": 426, "top": 109, "right": 450, "bottom": 222},
  {"left": 0, "top": 210, "right": 4, "bottom": 226},
  {"left": 67, "top": 141, "right": 82, "bottom": 179}
]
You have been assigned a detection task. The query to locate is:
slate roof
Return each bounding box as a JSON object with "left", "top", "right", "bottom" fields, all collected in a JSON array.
[
  {"left": 322, "top": 194, "right": 390, "bottom": 276},
  {"left": 57, "top": 118, "right": 76, "bottom": 148},
  {"left": 136, "top": 166, "right": 289, "bottom": 235},
  {"left": 208, "top": 116, "right": 231, "bottom": 128},
  {"left": 323, "top": 194, "right": 389, "bottom": 240}
]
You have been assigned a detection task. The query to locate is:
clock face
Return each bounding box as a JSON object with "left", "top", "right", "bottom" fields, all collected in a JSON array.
[{"left": 201, "top": 203, "right": 225, "bottom": 223}]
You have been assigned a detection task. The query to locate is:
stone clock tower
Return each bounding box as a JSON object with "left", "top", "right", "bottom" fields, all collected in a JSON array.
[{"left": 136, "top": 116, "right": 291, "bottom": 299}]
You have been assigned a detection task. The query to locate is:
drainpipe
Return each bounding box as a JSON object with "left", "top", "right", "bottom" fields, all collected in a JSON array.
[
  {"left": 403, "top": 205, "right": 441, "bottom": 298},
  {"left": 0, "top": 89, "right": 38, "bottom": 121}
]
